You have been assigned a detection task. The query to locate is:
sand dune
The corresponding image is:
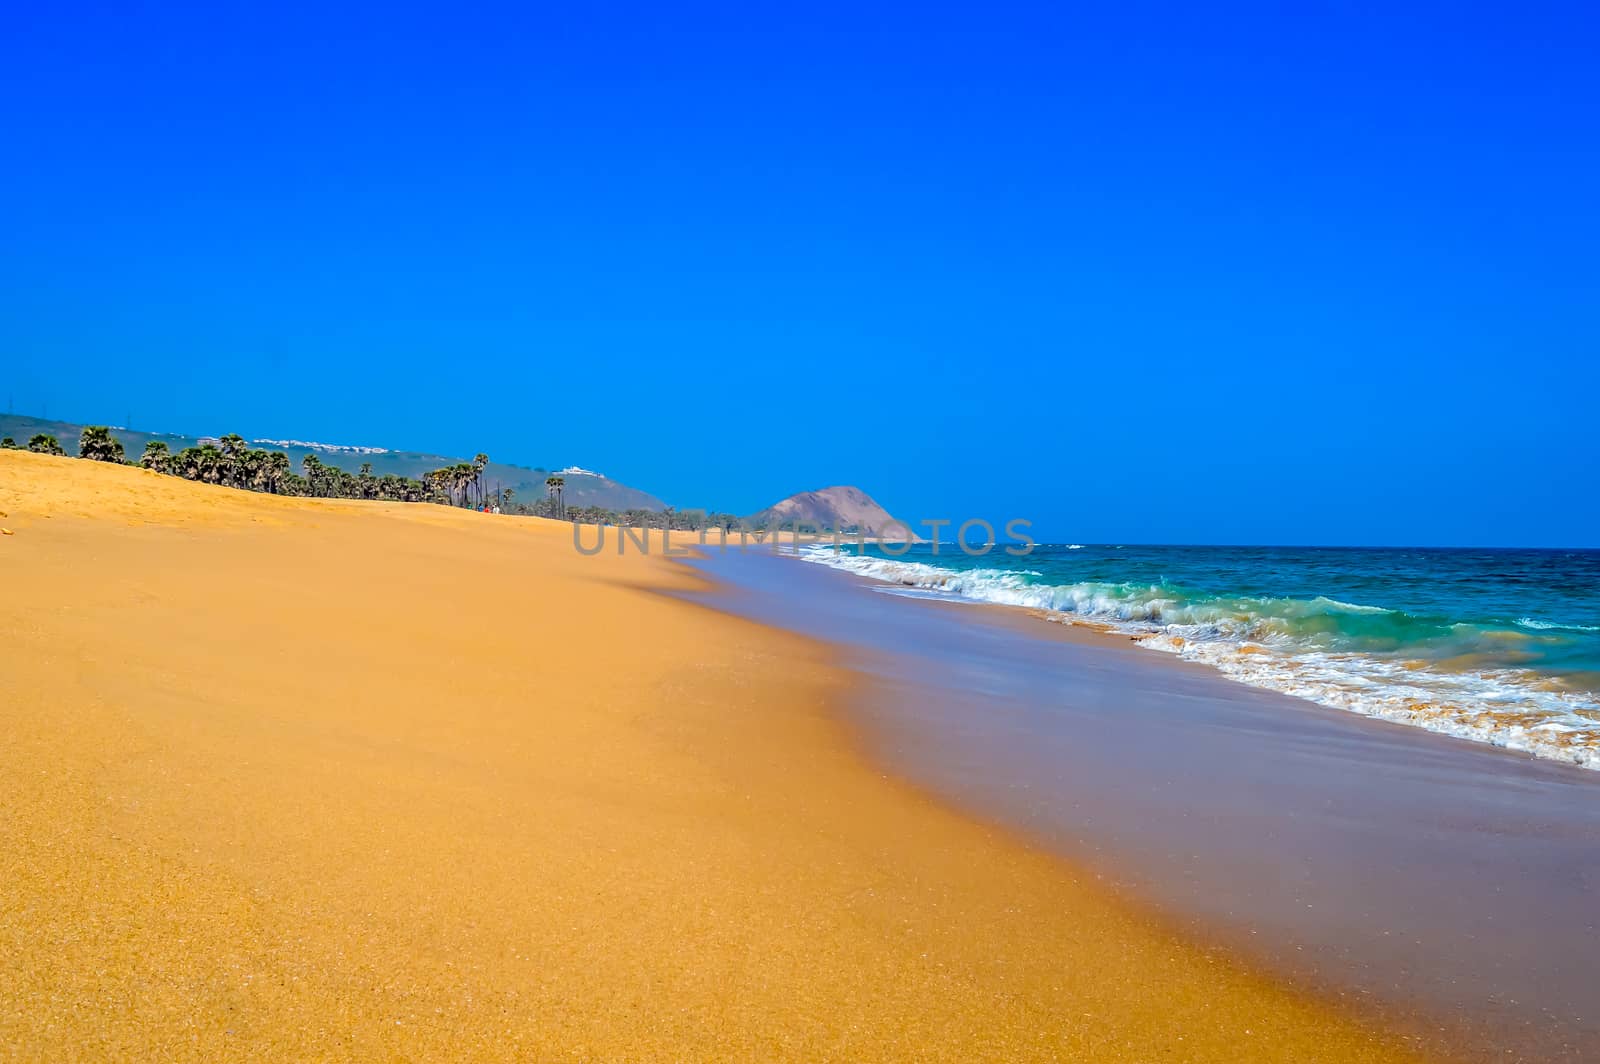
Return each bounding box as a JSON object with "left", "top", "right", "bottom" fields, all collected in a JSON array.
[{"left": 0, "top": 450, "right": 1425, "bottom": 1061}]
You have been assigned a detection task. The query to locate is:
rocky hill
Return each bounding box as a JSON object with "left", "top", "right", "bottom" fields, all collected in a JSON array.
[{"left": 745, "top": 485, "right": 915, "bottom": 539}]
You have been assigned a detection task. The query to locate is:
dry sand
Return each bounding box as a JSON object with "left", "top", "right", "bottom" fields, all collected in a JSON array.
[{"left": 0, "top": 450, "right": 1430, "bottom": 1061}]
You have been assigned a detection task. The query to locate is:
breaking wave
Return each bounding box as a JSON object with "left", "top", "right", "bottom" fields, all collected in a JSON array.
[
  {"left": 799, "top": 547, "right": 1600, "bottom": 770},
  {"left": 1518, "top": 617, "right": 1600, "bottom": 633}
]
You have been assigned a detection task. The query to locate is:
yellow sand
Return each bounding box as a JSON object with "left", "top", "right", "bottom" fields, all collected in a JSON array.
[{"left": 0, "top": 451, "right": 1429, "bottom": 1061}]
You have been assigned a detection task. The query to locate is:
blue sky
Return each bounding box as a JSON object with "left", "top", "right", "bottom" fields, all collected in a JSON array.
[{"left": 4, "top": 2, "right": 1596, "bottom": 545}]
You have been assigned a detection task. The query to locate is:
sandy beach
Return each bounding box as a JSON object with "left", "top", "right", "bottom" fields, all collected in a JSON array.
[{"left": 0, "top": 450, "right": 1426, "bottom": 1061}]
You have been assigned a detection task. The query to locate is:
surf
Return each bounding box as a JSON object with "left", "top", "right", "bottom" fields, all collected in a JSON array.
[{"left": 799, "top": 544, "right": 1600, "bottom": 769}]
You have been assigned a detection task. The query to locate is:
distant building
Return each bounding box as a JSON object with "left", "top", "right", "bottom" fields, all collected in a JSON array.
[
  {"left": 253, "top": 439, "right": 390, "bottom": 455},
  {"left": 555, "top": 466, "right": 602, "bottom": 478}
]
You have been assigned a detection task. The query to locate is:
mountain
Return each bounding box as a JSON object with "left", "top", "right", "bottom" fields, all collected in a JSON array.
[
  {"left": 0, "top": 414, "right": 666, "bottom": 512},
  {"left": 745, "top": 485, "right": 916, "bottom": 539}
]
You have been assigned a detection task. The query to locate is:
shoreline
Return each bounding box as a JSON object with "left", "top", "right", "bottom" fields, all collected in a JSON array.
[
  {"left": 900, "top": 587, "right": 1594, "bottom": 776},
  {"left": 1, "top": 451, "right": 1429, "bottom": 1061},
  {"left": 686, "top": 544, "right": 1600, "bottom": 1060},
  {"left": 785, "top": 545, "right": 1600, "bottom": 772}
]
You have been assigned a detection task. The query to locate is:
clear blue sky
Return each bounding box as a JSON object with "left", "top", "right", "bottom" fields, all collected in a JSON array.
[{"left": 4, "top": 3, "right": 1596, "bottom": 545}]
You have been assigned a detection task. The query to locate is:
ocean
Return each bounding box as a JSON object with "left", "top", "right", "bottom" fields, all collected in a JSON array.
[{"left": 799, "top": 542, "right": 1600, "bottom": 769}]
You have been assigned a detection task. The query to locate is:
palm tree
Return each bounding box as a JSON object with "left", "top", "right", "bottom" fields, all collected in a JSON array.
[
  {"left": 140, "top": 440, "right": 172, "bottom": 472},
  {"left": 472, "top": 454, "right": 489, "bottom": 508},
  {"left": 301, "top": 454, "right": 323, "bottom": 496},
  {"left": 423, "top": 468, "right": 445, "bottom": 504},
  {"left": 77, "top": 425, "right": 126, "bottom": 463},
  {"left": 27, "top": 433, "right": 65, "bottom": 455},
  {"left": 243, "top": 449, "right": 273, "bottom": 492},
  {"left": 218, "top": 434, "right": 249, "bottom": 487},
  {"left": 267, "top": 451, "right": 291, "bottom": 494},
  {"left": 169, "top": 443, "right": 223, "bottom": 484},
  {"left": 196, "top": 444, "right": 224, "bottom": 484},
  {"left": 429, "top": 465, "right": 456, "bottom": 506},
  {"left": 545, "top": 476, "right": 565, "bottom": 518}
]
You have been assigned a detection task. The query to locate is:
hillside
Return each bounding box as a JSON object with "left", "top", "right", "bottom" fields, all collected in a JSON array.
[
  {"left": 746, "top": 485, "right": 917, "bottom": 539},
  {"left": 0, "top": 414, "right": 665, "bottom": 512}
]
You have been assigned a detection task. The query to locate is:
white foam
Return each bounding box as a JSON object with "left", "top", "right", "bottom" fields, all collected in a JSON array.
[
  {"left": 1518, "top": 616, "right": 1600, "bottom": 632},
  {"left": 799, "top": 546, "right": 1600, "bottom": 771}
]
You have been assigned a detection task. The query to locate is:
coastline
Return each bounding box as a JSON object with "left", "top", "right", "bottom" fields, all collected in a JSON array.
[
  {"left": 788, "top": 544, "right": 1600, "bottom": 771},
  {"left": 685, "top": 544, "right": 1600, "bottom": 1060},
  {"left": 1, "top": 451, "right": 1426, "bottom": 1061}
]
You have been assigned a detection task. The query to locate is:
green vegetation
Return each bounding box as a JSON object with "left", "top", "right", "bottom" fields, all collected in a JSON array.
[
  {"left": 18, "top": 423, "right": 496, "bottom": 507},
  {"left": 9, "top": 420, "right": 768, "bottom": 533},
  {"left": 16, "top": 422, "right": 734, "bottom": 524},
  {"left": 512, "top": 498, "right": 744, "bottom": 532},
  {"left": 139, "top": 439, "right": 170, "bottom": 470},
  {"left": 6, "top": 417, "right": 793, "bottom": 531},
  {"left": 78, "top": 425, "right": 126, "bottom": 463},
  {"left": 0, "top": 414, "right": 669, "bottom": 512}
]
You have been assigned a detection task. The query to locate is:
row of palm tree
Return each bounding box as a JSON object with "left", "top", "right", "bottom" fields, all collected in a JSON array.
[
  {"left": 131, "top": 436, "right": 299, "bottom": 495},
  {"left": 420, "top": 454, "right": 493, "bottom": 508},
  {"left": 6, "top": 426, "right": 741, "bottom": 527},
  {"left": 2, "top": 433, "right": 68, "bottom": 455},
  {"left": 6, "top": 425, "right": 501, "bottom": 507},
  {"left": 513, "top": 499, "right": 743, "bottom": 532}
]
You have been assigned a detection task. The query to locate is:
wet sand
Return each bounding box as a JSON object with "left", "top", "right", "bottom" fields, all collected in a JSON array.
[
  {"left": 0, "top": 450, "right": 1425, "bottom": 1061},
  {"left": 685, "top": 547, "right": 1600, "bottom": 1062}
]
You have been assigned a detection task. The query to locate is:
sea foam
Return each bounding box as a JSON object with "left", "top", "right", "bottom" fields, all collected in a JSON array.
[{"left": 799, "top": 546, "right": 1600, "bottom": 770}]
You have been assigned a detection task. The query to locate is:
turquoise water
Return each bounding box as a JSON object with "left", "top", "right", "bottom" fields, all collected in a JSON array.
[{"left": 799, "top": 543, "right": 1600, "bottom": 768}]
